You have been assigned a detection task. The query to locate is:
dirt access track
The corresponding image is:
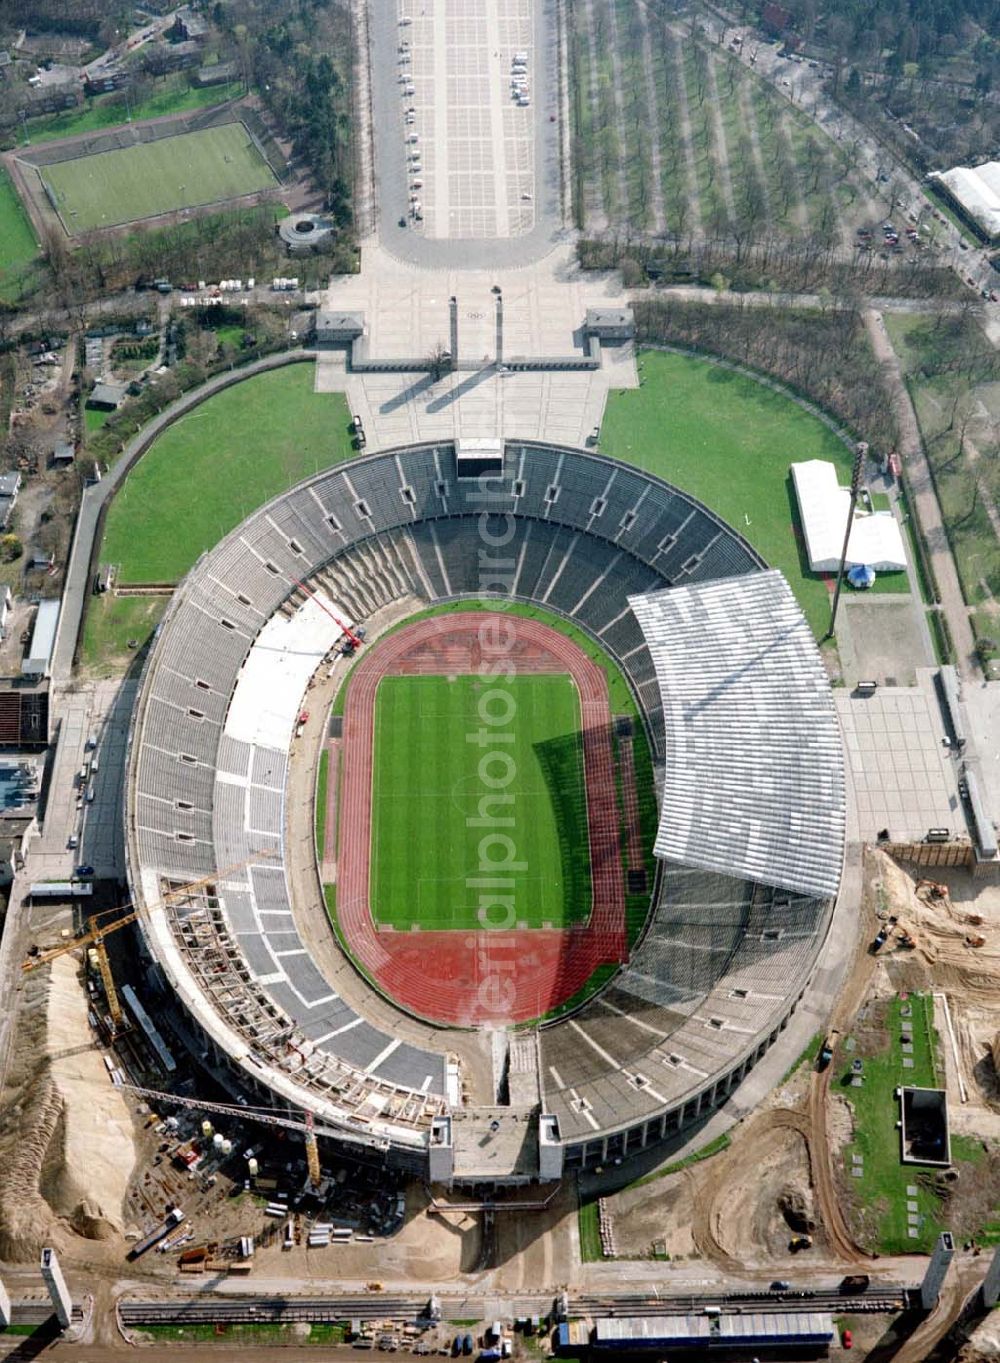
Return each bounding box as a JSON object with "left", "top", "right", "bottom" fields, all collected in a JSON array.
[{"left": 335, "top": 611, "right": 630, "bottom": 1027}]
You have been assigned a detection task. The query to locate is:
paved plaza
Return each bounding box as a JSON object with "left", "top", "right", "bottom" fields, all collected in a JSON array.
[
  {"left": 399, "top": 0, "right": 534, "bottom": 238},
  {"left": 370, "top": 0, "right": 561, "bottom": 268},
  {"left": 319, "top": 240, "right": 639, "bottom": 447},
  {"left": 836, "top": 673, "right": 961, "bottom": 843}
]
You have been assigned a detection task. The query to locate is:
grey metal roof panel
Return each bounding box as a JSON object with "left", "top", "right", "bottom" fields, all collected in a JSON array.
[
  {"left": 630, "top": 571, "right": 845, "bottom": 901},
  {"left": 594, "top": 1316, "right": 712, "bottom": 1343}
]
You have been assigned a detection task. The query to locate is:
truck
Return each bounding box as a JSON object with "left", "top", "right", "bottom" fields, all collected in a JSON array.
[
  {"left": 817, "top": 1030, "right": 839, "bottom": 1070},
  {"left": 129, "top": 1206, "right": 184, "bottom": 1259}
]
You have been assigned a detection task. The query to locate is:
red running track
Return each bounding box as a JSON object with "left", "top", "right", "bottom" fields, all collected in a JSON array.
[{"left": 336, "top": 612, "right": 628, "bottom": 1026}]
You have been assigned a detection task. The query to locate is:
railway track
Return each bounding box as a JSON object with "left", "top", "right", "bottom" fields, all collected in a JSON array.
[
  {"left": 119, "top": 1298, "right": 425, "bottom": 1325},
  {"left": 119, "top": 1284, "right": 916, "bottom": 1328},
  {"left": 573, "top": 1289, "right": 911, "bottom": 1315}
]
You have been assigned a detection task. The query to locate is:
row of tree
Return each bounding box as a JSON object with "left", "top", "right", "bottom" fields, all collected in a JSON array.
[
  {"left": 210, "top": 0, "right": 355, "bottom": 226},
  {"left": 578, "top": 232, "right": 963, "bottom": 299},
  {"left": 633, "top": 294, "right": 900, "bottom": 454}
]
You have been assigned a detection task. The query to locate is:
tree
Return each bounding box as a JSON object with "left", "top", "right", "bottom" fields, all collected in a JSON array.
[{"left": 427, "top": 342, "right": 451, "bottom": 381}]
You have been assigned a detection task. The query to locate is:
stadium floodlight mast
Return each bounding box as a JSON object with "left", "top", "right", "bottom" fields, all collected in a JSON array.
[{"left": 824, "top": 442, "right": 868, "bottom": 642}]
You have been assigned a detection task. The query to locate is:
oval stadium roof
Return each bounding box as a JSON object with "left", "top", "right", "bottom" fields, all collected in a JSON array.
[{"left": 629, "top": 570, "right": 845, "bottom": 901}]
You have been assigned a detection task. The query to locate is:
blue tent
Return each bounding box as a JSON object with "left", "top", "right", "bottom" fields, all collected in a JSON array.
[{"left": 847, "top": 564, "right": 876, "bottom": 589}]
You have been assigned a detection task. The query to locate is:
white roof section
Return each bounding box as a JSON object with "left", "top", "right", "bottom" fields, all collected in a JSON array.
[
  {"left": 630, "top": 571, "right": 845, "bottom": 900},
  {"left": 22, "top": 599, "right": 60, "bottom": 677},
  {"left": 225, "top": 592, "right": 350, "bottom": 749},
  {"left": 929, "top": 161, "right": 1000, "bottom": 238},
  {"left": 792, "top": 460, "right": 907, "bottom": 572}
]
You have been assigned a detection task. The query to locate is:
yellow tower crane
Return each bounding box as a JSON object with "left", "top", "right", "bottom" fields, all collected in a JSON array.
[
  {"left": 305, "top": 1109, "right": 322, "bottom": 1187},
  {"left": 23, "top": 856, "right": 273, "bottom": 1032}
]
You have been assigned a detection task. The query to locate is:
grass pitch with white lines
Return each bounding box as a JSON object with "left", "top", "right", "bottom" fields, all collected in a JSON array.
[
  {"left": 40, "top": 122, "right": 275, "bottom": 232},
  {"left": 369, "top": 674, "right": 592, "bottom": 932}
]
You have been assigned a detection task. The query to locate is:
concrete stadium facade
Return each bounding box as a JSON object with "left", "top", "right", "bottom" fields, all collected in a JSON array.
[{"left": 123, "top": 439, "right": 845, "bottom": 1183}]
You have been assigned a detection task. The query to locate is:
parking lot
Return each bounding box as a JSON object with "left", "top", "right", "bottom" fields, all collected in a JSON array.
[{"left": 395, "top": 0, "right": 535, "bottom": 240}]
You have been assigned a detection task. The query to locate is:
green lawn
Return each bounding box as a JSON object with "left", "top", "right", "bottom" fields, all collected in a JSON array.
[
  {"left": 23, "top": 79, "right": 243, "bottom": 145},
  {"left": 100, "top": 365, "right": 354, "bottom": 583},
  {"left": 84, "top": 405, "right": 111, "bottom": 435},
  {"left": 841, "top": 993, "right": 946, "bottom": 1254},
  {"left": 41, "top": 121, "right": 275, "bottom": 232},
  {"left": 578, "top": 1198, "right": 604, "bottom": 1262},
  {"left": 143, "top": 1323, "right": 346, "bottom": 1345},
  {"left": 600, "top": 350, "right": 910, "bottom": 636},
  {"left": 79, "top": 595, "right": 167, "bottom": 676},
  {"left": 0, "top": 168, "right": 40, "bottom": 293},
  {"left": 316, "top": 748, "right": 329, "bottom": 859},
  {"left": 370, "top": 674, "right": 591, "bottom": 931}
]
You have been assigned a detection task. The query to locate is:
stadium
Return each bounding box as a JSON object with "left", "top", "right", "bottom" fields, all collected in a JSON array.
[{"left": 124, "top": 439, "right": 846, "bottom": 1184}]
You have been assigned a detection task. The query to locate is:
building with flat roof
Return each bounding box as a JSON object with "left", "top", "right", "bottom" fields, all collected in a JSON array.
[
  {"left": 22, "top": 599, "right": 60, "bottom": 678},
  {"left": 87, "top": 381, "right": 128, "bottom": 412},
  {"left": 0, "top": 472, "right": 20, "bottom": 529}
]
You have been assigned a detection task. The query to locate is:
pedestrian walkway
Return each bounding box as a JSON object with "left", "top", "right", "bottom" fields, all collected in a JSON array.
[{"left": 865, "top": 309, "right": 979, "bottom": 681}]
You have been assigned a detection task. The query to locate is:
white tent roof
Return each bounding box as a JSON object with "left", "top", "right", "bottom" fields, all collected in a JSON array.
[
  {"left": 928, "top": 161, "right": 1000, "bottom": 238},
  {"left": 792, "top": 460, "right": 907, "bottom": 573},
  {"left": 226, "top": 592, "right": 351, "bottom": 750}
]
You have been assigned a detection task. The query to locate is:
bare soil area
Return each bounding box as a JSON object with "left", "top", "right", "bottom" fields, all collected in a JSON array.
[
  {"left": 607, "top": 1171, "right": 697, "bottom": 1261},
  {"left": 0, "top": 955, "right": 135, "bottom": 1263}
]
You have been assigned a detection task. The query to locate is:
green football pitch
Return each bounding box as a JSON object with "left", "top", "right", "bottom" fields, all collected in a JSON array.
[
  {"left": 369, "top": 674, "right": 592, "bottom": 932},
  {"left": 39, "top": 122, "right": 276, "bottom": 232}
]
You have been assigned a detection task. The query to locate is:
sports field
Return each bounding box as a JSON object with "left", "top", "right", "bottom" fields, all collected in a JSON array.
[
  {"left": 369, "top": 674, "right": 592, "bottom": 931},
  {"left": 39, "top": 122, "right": 276, "bottom": 232}
]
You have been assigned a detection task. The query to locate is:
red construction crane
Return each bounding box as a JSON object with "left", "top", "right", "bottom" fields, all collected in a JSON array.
[{"left": 293, "top": 578, "right": 363, "bottom": 650}]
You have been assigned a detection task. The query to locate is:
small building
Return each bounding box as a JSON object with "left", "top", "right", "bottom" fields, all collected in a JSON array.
[
  {"left": 928, "top": 161, "right": 1000, "bottom": 245},
  {"left": 585, "top": 307, "right": 636, "bottom": 341},
  {"left": 144, "top": 39, "right": 201, "bottom": 74},
  {"left": 29, "top": 880, "right": 93, "bottom": 900},
  {"left": 22, "top": 599, "right": 60, "bottom": 678},
  {"left": 84, "top": 68, "right": 130, "bottom": 95},
  {"left": 170, "top": 8, "right": 209, "bottom": 43},
  {"left": 51, "top": 441, "right": 75, "bottom": 466},
  {"left": 194, "top": 60, "right": 238, "bottom": 87},
  {"left": 22, "top": 84, "right": 81, "bottom": 116},
  {"left": 0, "top": 472, "right": 20, "bottom": 529},
  {"left": 314, "top": 311, "right": 364, "bottom": 345},
  {"left": 87, "top": 380, "right": 128, "bottom": 412},
  {"left": 279, "top": 212, "right": 337, "bottom": 252},
  {"left": 901, "top": 1086, "right": 951, "bottom": 1166},
  {"left": 455, "top": 438, "right": 503, "bottom": 480}
]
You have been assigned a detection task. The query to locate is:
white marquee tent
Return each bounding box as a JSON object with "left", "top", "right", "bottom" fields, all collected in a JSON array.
[
  {"left": 791, "top": 460, "right": 907, "bottom": 574},
  {"left": 928, "top": 161, "right": 1000, "bottom": 241}
]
